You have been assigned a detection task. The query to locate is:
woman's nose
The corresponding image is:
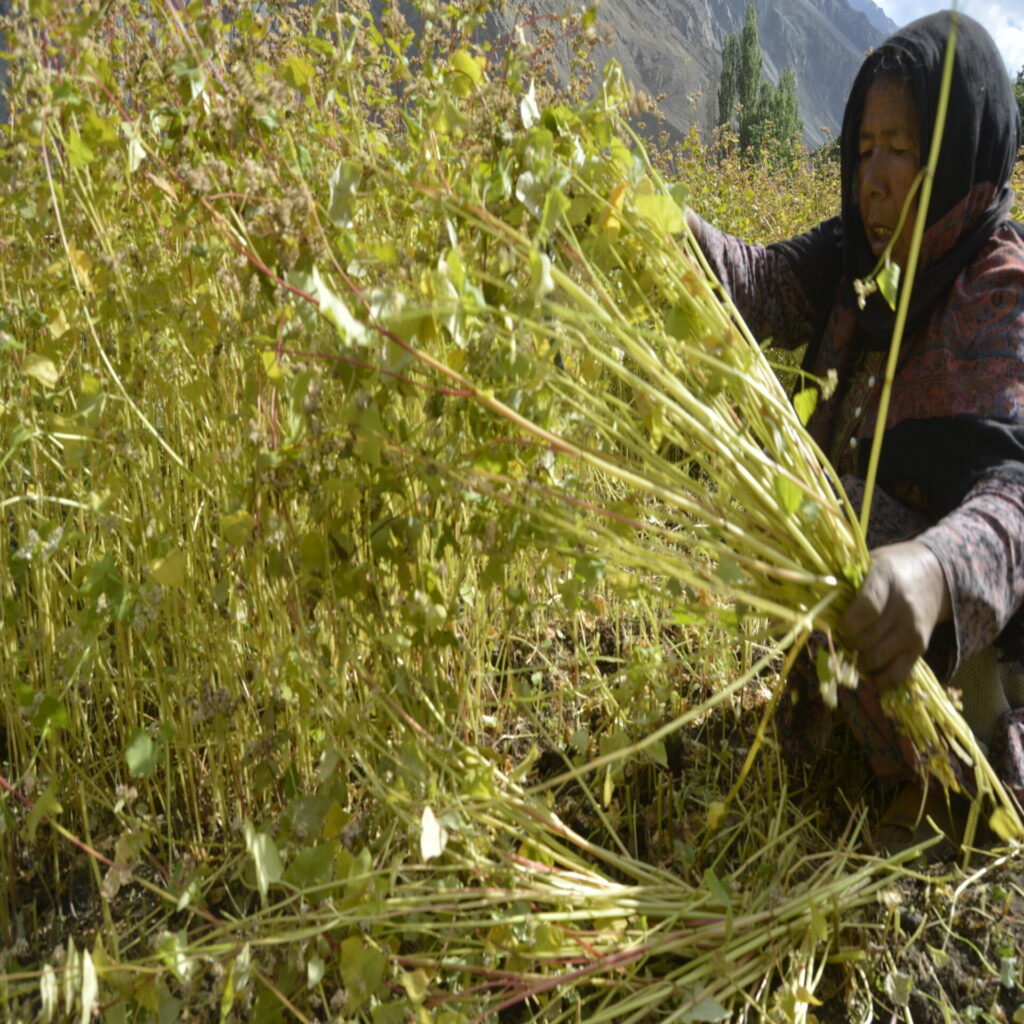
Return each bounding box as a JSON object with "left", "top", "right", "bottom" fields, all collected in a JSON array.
[{"left": 861, "top": 152, "right": 887, "bottom": 198}]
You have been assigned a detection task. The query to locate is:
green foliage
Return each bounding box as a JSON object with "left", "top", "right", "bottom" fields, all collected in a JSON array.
[
  {"left": 738, "top": 0, "right": 763, "bottom": 112},
  {"left": 1, "top": 1, "right": 991, "bottom": 1022},
  {"left": 760, "top": 66, "right": 803, "bottom": 164},
  {"left": 0, "top": 0, "right": 612, "bottom": 1015},
  {"left": 717, "top": 2, "right": 803, "bottom": 165},
  {"left": 663, "top": 125, "right": 838, "bottom": 244},
  {"left": 718, "top": 33, "right": 739, "bottom": 127},
  {"left": 1015, "top": 65, "right": 1024, "bottom": 126}
]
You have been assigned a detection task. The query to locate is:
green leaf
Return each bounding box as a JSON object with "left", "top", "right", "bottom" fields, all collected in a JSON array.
[
  {"left": 573, "top": 555, "right": 605, "bottom": 582},
  {"left": 26, "top": 782, "right": 62, "bottom": 842},
  {"left": 773, "top": 475, "right": 801, "bottom": 516},
  {"left": 401, "top": 969, "right": 429, "bottom": 1006},
  {"left": 877, "top": 259, "right": 900, "bottom": 310},
  {"left": 220, "top": 945, "right": 251, "bottom": 1019},
  {"left": 452, "top": 49, "right": 483, "bottom": 85},
  {"left": 40, "top": 964, "right": 58, "bottom": 1024},
  {"left": 281, "top": 53, "right": 316, "bottom": 93},
  {"left": 450, "top": 49, "right": 483, "bottom": 96},
  {"left": 712, "top": 798, "right": 729, "bottom": 831},
  {"left": 515, "top": 170, "right": 546, "bottom": 220},
  {"left": 702, "top": 867, "right": 732, "bottom": 907},
  {"left": 32, "top": 696, "right": 69, "bottom": 732},
  {"left": 597, "top": 60, "right": 629, "bottom": 112},
  {"left": 66, "top": 128, "right": 95, "bottom": 168},
  {"left": 670, "top": 181, "right": 691, "bottom": 210},
  {"left": 530, "top": 250, "right": 554, "bottom": 298},
  {"left": 220, "top": 509, "right": 256, "bottom": 547},
  {"left": 339, "top": 937, "right": 386, "bottom": 1012},
  {"left": 715, "top": 556, "right": 745, "bottom": 586},
  {"left": 154, "top": 930, "right": 191, "bottom": 983},
  {"left": 432, "top": 94, "right": 468, "bottom": 134},
  {"left": 793, "top": 387, "right": 818, "bottom": 425},
  {"left": 244, "top": 822, "right": 283, "bottom": 901},
  {"left": 299, "top": 34, "right": 335, "bottom": 57},
  {"left": 1000, "top": 956, "right": 1016, "bottom": 988},
  {"left": 646, "top": 739, "right": 668, "bottom": 767},
  {"left": 989, "top": 807, "right": 1022, "bottom": 842},
  {"left": 540, "top": 185, "right": 570, "bottom": 238},
  {"left": 63, "top": 941, "right": 79, "bottom": 1015},
  {"left": 665, "top": 303, "right": 701, "bottom": 340},
  {"left": 150, "top": 550, "right": 186, "bottom": 588},
  {"left": 882, "top": 970, "right": 912, "bottom": 1007},
  {"left": 286, "top": 266, "right": 367, "bottom": 344},
  {"left": 171, "top": 56, "right": 205, "bottom": 100},
  {"left": 634, "top": 193, "right": 685, "bottom": 235},
  {"left": 809, "top": 901, "right": 829, "bottom": 942},
  {"left": 52, "top": 82, "right": 85, "bottom": 109},
  {"left": 681, "top": 988, "right": 730, "bottom": 1022},
  {"left": 126, "top": 729, "right": 158, "bottom": 777},
  {"left": 283, "top": 842, "right": 339, "bottom": 887},
  {"left": 814, "top": 646, "right": 832, "bottom": 684},
  {"left": 328, "top": 160, "right": 361, "bottom": 228},
  {"left": 22, "top": 353, "right": 60, "bottom": 389},
  {"left": 261, "top": 349, "right": 285, "bottom": 381},
  {"left": 122, "top": 120, "right": 146, "bottom": 172},
  {"left": 83, "top": 109, "right": 118, "bottom": 147},
  {"left": 307, "top": 953, "right": 326, "bottom": 990}
]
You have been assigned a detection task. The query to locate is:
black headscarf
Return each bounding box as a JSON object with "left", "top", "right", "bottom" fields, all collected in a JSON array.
[{"left": 777, "top": 10, "right": 1020, "bottom": 351}]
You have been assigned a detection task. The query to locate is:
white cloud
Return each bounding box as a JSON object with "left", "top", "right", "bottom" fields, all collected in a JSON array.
[{"left": 878, "top": 0, "right": 1024, "bottom": 72}]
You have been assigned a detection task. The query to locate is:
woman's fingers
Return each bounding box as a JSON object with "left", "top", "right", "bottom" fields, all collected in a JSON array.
[
  {"left": 839, "top": 540, "right": 952, "bottom": 689},
  {"left": 840, "top": 569, "right": 894, "bottom": 650},
  {"left": 855, "top": 624, "right": 921, "bottom": 688}
]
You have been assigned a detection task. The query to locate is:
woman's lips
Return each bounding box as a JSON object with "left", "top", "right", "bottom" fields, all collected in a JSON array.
[{"left": 867, "top": 223, "right": 893, "bottom": 255}]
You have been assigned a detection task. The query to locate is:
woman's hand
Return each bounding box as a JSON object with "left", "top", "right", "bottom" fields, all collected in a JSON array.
[{"left": 839, "top": 540, "right": 952, "bottom": 690}]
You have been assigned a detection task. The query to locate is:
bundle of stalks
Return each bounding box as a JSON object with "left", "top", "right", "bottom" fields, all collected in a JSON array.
[
  {"left": 358, "top": 72, "right": 1023, "bottom": 844},
  {"left": 338, "top": 691, "right": 914, "bottom": 1022}
]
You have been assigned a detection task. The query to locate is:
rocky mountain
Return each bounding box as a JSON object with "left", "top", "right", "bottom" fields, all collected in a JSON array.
[
  {"left": 491, "top": 0, "right": 890, "bottom": 150},
  {"left": 845, "top": 0, "right": 898, "bottom": 39}
]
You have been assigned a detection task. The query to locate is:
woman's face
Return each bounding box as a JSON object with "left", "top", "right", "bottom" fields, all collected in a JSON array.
[{"left": 857, "top": 78, "right": 921, "bottom": 269}]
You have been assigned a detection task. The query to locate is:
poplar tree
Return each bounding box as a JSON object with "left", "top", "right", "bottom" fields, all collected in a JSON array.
[
  {"left": 716, "top": 1, "right": 803, "bottom": 164},
  {"left": 718, "top": 34, "right": 739, "bottom": 127},
  {"left": 766, "top": 67, "right": 802, "bottom": 159},
  {"left": 736, "top": 1, "right": 762, "bottom": 124},
  {"left": 717, "top": 2, "right": 761, "bottom": 140}
]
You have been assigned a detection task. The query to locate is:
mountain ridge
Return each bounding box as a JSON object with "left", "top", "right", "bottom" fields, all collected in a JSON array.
[
  {"left": 845, "top": 0, "right": 898, "bottom": 38},
  {"left": 492, "top": 0, "right": 889, "bottom": 149}
]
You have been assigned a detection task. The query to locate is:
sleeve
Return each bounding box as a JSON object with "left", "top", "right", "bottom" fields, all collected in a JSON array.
[
  {"left": 916, "top": 474, "right": 1024, "bottom": 670},
  {"left": 693, "top": 216, "right": 833, "bottom": 352}
]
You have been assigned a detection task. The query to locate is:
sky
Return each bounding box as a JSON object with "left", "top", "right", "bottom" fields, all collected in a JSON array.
[{"left": 877, "top": 1, "right": 1024, "bottom": 73}]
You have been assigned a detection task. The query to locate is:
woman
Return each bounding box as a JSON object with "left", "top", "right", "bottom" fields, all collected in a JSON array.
[{"left": 689, "top": 10, "right": 1024, "bottom": 850}]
